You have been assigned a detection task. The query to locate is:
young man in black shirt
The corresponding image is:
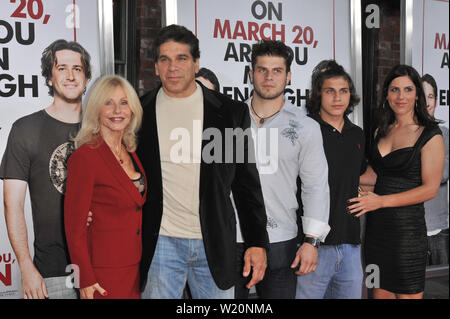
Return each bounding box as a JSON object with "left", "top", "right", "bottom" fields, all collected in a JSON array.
[{"left": 296, "top": 60, "right": 367, "bottom": 299}]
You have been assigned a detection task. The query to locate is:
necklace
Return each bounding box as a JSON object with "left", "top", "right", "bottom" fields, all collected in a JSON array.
[
  {"left": 112, "top": 144, "right": 125, "bottom": 165},
  {"left": 250, "top": 101, "right": 281, "bottom": 124}
]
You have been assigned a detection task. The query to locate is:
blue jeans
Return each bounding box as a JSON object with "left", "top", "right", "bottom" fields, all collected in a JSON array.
[
  {"left": 142, "top": 235, "right": 234, "bottom": 299},
  {"left": 296, "top": 244, "right": 363, "bottom": 299}
]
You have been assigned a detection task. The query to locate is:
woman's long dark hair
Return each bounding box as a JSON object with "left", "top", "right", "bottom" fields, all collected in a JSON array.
[{"left": 375, "top": 64, "right": 440, "bottom": 138}]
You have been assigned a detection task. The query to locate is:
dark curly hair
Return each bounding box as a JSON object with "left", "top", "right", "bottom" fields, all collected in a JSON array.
[
  {"left": 41, "top": 39, "right": 92, "bottom": 97},
  {"left": 375, "top": 64, "right": 440, "bottom": 138},
  {"left": 152, "top": 24, "right": 200, "bottom": 62},
  {"left": 306, "top": 60, "right": 360, "bottom": 116},
  {"left": 251, "top": 40, "right": 293, "bottom": 73}
]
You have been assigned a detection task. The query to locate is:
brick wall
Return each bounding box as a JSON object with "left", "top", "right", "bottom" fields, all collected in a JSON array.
[
  {"left": 136, "top": 0, "right": 162, "bottom": 96},
  {"left": 375, "top": 1, "right": 401, "bottom": 102}
]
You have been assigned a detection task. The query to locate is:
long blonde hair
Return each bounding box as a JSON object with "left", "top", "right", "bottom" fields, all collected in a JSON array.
[{"left": 73, "top": 75, "right": 143, "bottom": 151}]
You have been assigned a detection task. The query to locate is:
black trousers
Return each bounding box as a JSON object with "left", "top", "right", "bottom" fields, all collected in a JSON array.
[
  {"left": 235, "top": 237, "right": 298, "bottom": 299},
  {"left": 427, "top": 228, "right": 449, "bottom": 266}
]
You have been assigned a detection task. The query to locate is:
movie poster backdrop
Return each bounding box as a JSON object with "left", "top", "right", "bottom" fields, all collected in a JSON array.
[
  {"left": 412, "top": 0, "right": 449, "bottom": 127},
  {"left": 0, "top": 0, "right": 104, "bottom": 298},
  {"left": 174, "top": 0, "right": 355, "bottom": 110}
]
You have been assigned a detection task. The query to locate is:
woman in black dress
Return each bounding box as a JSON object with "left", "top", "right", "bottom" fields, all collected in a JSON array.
[{"left": 348, "top": 65, "right": 445, "bottom": 299}]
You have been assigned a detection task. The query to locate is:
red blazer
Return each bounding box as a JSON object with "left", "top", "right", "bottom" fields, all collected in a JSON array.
[{"left": 64, "top": 139, "right": 147, "bottom": 289}]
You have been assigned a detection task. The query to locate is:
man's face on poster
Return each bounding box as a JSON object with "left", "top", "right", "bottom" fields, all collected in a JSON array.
[
  {"left": 48, "top": 49, "right": 88, "bottom": 103},
  {"left": 422, "top": 81, "right": 437, "bottom": 117},
  {"left": 155, "top": 40, "right": 199, "bottom": 98}
]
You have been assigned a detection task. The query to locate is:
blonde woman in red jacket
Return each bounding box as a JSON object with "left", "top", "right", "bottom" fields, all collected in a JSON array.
[{"left": 65, "top": 75, "right": 146, "bottom": 299}]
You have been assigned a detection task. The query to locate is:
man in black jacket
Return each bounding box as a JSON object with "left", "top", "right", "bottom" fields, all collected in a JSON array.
[{"left": 137, "top": 24, "right": 269, "bottom": 299}]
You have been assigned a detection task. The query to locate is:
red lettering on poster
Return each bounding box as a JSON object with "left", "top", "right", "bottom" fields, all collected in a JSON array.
[{"left": 213, "top": 19, "right": 286, "bottom": 42}]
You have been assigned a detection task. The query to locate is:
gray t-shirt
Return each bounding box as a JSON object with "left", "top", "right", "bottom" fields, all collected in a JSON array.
[
  {"left": 424, "top": 125, "right": 449, "bottom": 233},
  {"left": 0, "top": 110, "right": 79, "bottom": 278}
]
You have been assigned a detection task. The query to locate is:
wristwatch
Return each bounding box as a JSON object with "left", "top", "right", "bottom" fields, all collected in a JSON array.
[{"left": 303, "top": 237, "right": 321, "bottom": 248}]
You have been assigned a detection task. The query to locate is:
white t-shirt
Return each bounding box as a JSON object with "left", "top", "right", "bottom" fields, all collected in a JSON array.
[{"left": 156, "top": 84, "right": 204, "bottom": 239}]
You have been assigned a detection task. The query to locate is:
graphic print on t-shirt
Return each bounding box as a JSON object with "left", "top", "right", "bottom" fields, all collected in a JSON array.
[
  {"left": 267, "top": 216, "right": 279, "bottom": 229},
  {"left": 281, "top": 120, "right": 300, "bottom": 146},
  {"left": 49, "top": 142, "right": 75, "bottom": 194}
]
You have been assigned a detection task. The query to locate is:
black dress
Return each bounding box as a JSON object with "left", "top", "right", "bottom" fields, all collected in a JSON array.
[{"left": 364, "top": 126, "right": 442, "bottom": 294}]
